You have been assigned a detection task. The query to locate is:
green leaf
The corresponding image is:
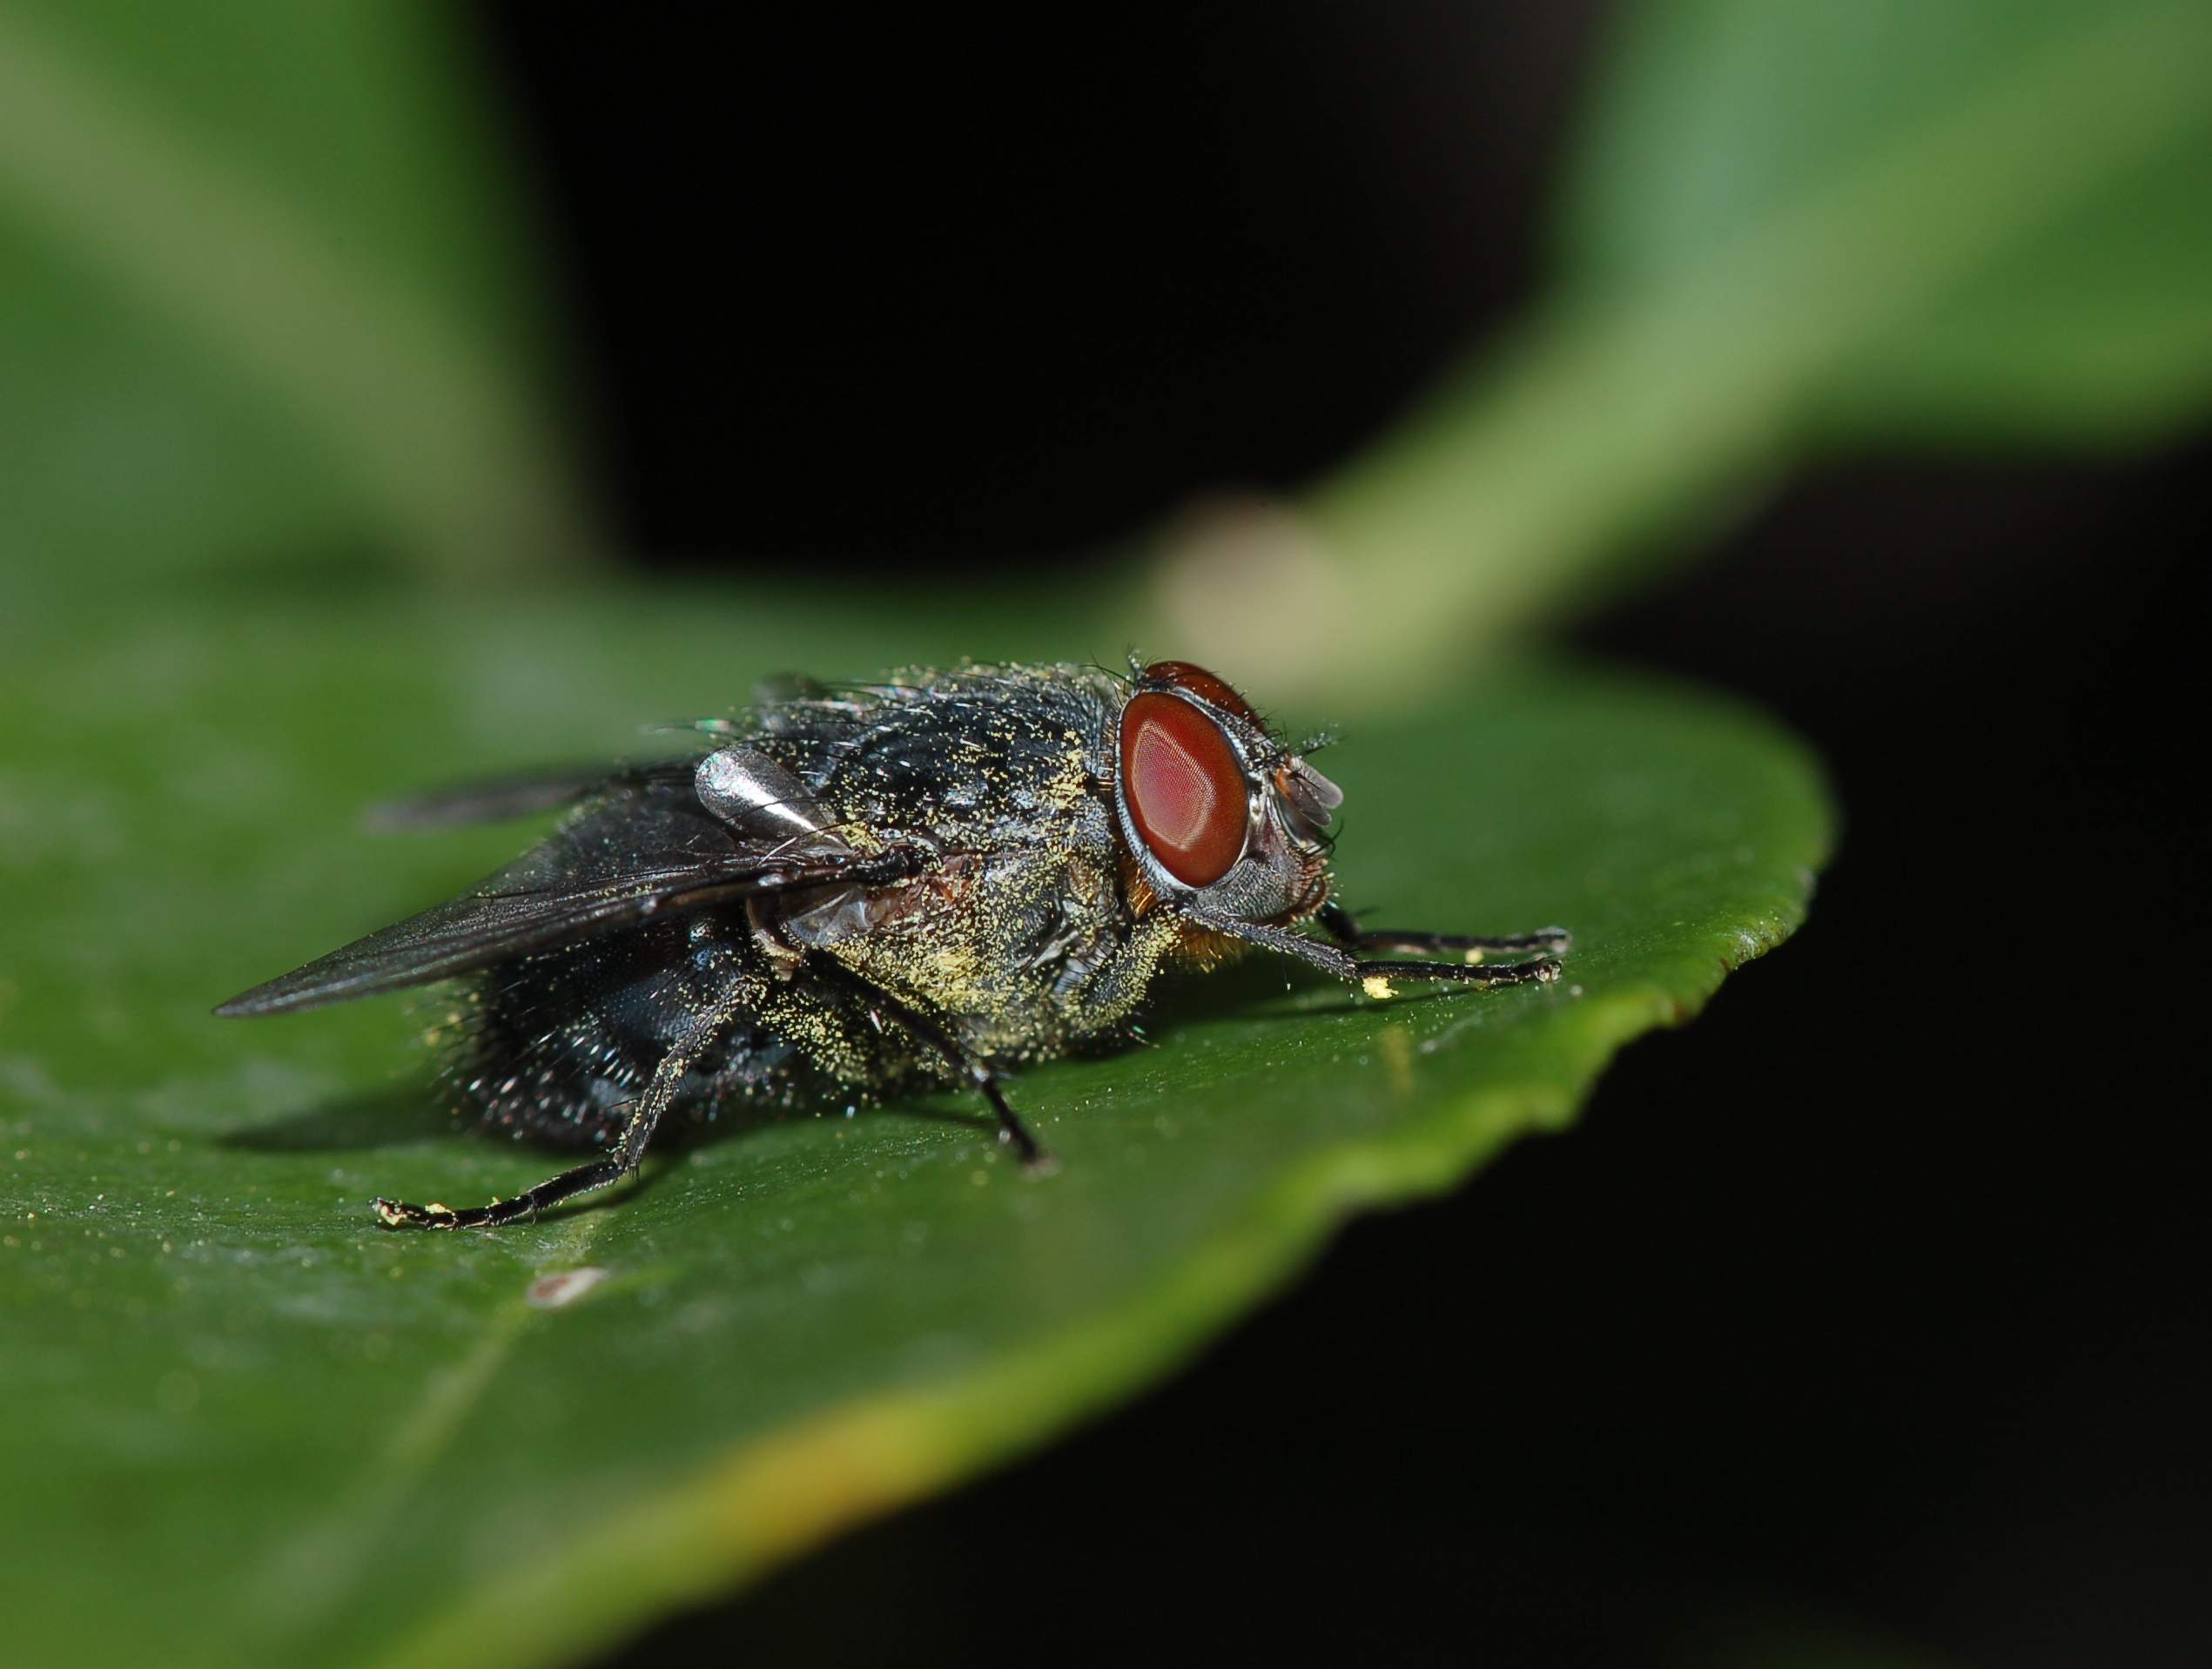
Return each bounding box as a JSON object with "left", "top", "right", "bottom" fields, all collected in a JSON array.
[
  {"left": 0, "top": 3, "right": 593, "bottom": 596},
  {"left": 1152, "top": 0, "right": 2212, "bottom": 696},
  {"left": 1560, "top": 0, "right": 2212, "bottom": 448},
  {"left": 0, "top": 589, "right": 1830, "bottom": 1669}
]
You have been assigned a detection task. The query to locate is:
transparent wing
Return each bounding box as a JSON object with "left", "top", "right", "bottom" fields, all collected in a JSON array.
[
  {"left": 364, "top": 760, "right": 697, "bottom": 830},
  {"left": 218, "top": 778, "right": 913, "bottom": 1016}
]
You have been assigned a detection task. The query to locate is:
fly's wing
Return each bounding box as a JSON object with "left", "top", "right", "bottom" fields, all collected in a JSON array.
[
  {"left": 217, "top": 777, "right": 912, "bottom": 1017},
  {"left": 212, "top": 850, "right": 906, "bottom": 1016},
  {"left": 364, "top": 760, "right": 698, "bottom": 830}
]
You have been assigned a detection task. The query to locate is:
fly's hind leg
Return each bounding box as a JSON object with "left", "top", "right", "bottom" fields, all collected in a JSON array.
[
  {"left": 811, "top": 959, "right": 1051, "bottom": 1172},
  {"left": 1318, "top": 901, "right": 1570, "bottom": 968},
  {"left": 374, "top": 980, "right": 752, "bottom": 1232}
]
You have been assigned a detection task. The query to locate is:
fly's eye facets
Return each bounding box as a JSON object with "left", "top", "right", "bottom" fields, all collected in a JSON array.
[
  {"left": 1119, "top": 692, "right": 1251, "bottom": 888},
  {"left": 1140, "top": 660, "right": 1264, "bottom": 729}
]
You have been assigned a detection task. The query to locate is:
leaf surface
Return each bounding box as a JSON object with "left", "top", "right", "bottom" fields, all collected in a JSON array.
[{"left": 0, "top": 591, "right": 1830, "bottom": 1668}]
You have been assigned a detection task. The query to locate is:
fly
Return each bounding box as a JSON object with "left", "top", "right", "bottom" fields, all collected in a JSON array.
[{"left": 217, "top": 659, "right": 1569, "bottom": 1229}]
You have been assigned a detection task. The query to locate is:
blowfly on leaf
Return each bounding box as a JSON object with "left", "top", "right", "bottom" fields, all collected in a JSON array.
[{"left": 218, "top": 660, "right": 1569, "bottom": 1229}]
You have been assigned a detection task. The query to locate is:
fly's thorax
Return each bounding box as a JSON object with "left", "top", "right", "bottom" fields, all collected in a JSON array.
[
  {"left": 819, "top": 827, "right": 1175, "bottom": 1056},
  {"left": 774, "top": 663, "right": 1122, "bottom": 841}
]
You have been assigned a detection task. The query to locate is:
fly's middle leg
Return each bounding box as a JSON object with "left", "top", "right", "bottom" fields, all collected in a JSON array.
[{"left": 812, "top": 959, "right": 1052, "bottom": 1171}]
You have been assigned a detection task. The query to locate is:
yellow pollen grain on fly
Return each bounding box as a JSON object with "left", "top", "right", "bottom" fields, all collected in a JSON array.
[
  {"left": 1361, "top": 975, "right": 1395, "bottom": 999},
  {"left": 1461, "top": 947, "right": 1485, "bottom": 966}
]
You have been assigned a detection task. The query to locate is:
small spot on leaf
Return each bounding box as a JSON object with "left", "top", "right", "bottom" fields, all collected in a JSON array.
[{"left": 527, "top": 1267, "right": 610, "bottom": 1309}]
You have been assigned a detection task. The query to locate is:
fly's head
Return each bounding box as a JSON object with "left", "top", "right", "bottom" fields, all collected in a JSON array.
[{"left": 1112, "top": 659, "right": 1342, "bottom": 927}]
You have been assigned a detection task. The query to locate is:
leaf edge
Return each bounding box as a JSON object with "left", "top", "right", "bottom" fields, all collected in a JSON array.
[{"left": 361, "top": 822, "right": 1832, "bottom": 1669}]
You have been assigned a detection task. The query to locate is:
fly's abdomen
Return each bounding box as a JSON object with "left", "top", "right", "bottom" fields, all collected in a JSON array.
[{"left": 454, "top": 919, "right": 789, "bottom": 1147}]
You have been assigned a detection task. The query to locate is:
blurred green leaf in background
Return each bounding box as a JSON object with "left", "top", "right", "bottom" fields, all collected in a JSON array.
[
  {"left": 1163, "top": 0, "right": 2212, "bottom": 697},
  {"left": 0, "top": 1, "right": 590, "bottom": 606},
  {"left": 2, "top": 1, "right": 2206, "bottom": 1665}
]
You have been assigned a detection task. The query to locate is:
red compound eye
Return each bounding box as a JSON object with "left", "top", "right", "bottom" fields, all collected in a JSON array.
[
  {"left": 1140, "top": 660, "right": 1263, "bottom": 727},
  {"left": 1119, "top": 691, "right": 1251, "bottom": 888}
]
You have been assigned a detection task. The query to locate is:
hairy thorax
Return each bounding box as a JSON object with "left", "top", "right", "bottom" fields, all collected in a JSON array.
[{"left": 824, "top": 813, "right": 1185, "bottom": 1061}]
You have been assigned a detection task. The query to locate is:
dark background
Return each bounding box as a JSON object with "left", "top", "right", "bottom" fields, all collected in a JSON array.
[{"left": 480, "top": 7, "right": 2207, "bottom": 1665}]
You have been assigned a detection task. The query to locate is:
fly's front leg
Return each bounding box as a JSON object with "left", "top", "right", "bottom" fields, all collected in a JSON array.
[
  {"left": 812, "top": 959, "right": 1052, "bottom": 1171},
  {"left": 1318, "top": 901, "right": 1570, "bottom": 968},
  {"left": 1195, "top": 911, "right": 1568, "bottom": 991},
  {"left": 374, "top": 980, "right": 751, "bottom": 1231}
]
